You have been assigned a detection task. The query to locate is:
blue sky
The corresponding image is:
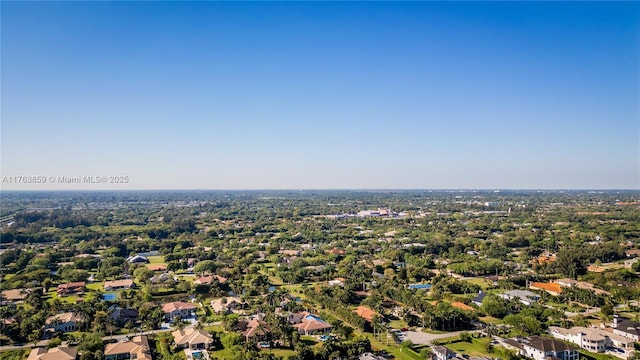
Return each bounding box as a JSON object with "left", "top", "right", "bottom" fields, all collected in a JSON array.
[{"left": 1, "top": 1, "right": 638, "bottom": 190}]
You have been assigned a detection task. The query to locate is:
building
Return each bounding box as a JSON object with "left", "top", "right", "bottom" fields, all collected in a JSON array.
[
  {"left": 431, "top": 346, "right": 457, "bottom": 360},
  {"left": 56, "top": 282, "right": 85, "bottom": 297},
  {"left": 109, "top": 306, "right": 139, "bottom": 326},
  {"left": 194, "top": 274, "right": 227, "bottom": 285},
  {"left": 239, "top": 318, "right": 270, "bottom": 342},
  {"left": 472, "top": 291, "right": 487, "bottom": 307},
  {"left": 328, "top": 278, "right": 346, "bottom": 287},
  {"left": 210, "top": 297, "right": 245, "bottom": 314},
  {"left": 104, "top": 336, "right": 152, "bottom": 360},
  {"left": 529, "top": 282, "right": 563, "bottom": 296},
  {"left": 28, "top": 346, "right": 77, "bottom": 360},
  {"left": 171, "top": 327, "right": 214, "bottom": 350},
  {"left": 354, "top": 306, "right": 377, "bottom": 322},
  {"left": 45, "top": 312, "right": 86, "bottom": 333},
  {"left": 612, "top": 316, "right": 640, "bottom": 342},
  {"left": 1, "top": 288, "right": 30, "bottom": 304},
  {"left": 499, "top": 290, "right": 540, "bottom": 306},
  {"left": 104, "top": 279, "right": 134, "bottom": 291},
  {"left": 127, "top": 255, "right": 149, "bottom": 264},
  {"left": 162, "top": 301, "right": 197, "bottom": 321},
  {"left": 149, "top": 272, "right": 175, "bottom": 285},
  {"left": 552, "top": 279, "right": 611, "bottom": 296},
  {"left": 549, "top": 326, "right": 635, "bottom": 359},
  {"left": 289, "top": 312, "right": 332, "bottom": 335},
  {"left": 359, "top": 353, "right": 386, "bottom": 360},
  {"left": 504, "top": 336, "right": 579, "bottom": 360}
]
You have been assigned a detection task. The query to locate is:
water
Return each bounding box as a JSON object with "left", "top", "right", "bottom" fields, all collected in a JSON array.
[{"left": 102, "top": 293, "right": 117, "bottom": 301}]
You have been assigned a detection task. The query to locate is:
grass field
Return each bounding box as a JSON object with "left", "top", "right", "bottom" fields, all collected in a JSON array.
[
  {"left": 365, "top": 333, "right": 423, "bottom": 360},
  {"left": 462, "top": 277, "right": 493, "bottom": 290},
  {"left": 446, "top": 338, "right": 497, "bottom": 358},
  {"left": 45, "top": 290, "right": 82, "bottom": 304},
  {"left": 147, "top": 256, "right": 166, "bottom": 265},
  {"left": 388, "top": 319, "right": 409, "bottom": 329},
  {"left": 86, "top": 283, "right": 103, "bottom": 291}
]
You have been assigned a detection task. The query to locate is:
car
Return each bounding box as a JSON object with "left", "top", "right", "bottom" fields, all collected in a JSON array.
[{"left": 401, "top": 327, "right": 408, "bottom": 331}]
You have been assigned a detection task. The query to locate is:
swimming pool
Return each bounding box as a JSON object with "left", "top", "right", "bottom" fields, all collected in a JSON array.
[{"left": 102, "top": 293, "right": 117, "bottom": 301}]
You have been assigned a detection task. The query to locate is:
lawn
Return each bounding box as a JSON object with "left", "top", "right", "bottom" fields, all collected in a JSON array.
[
  {"left": 45, "top": 290, "right": 82, "bottom": 304},
  {"left": 364, "top": 332, "right": 423, "bottom": 360},
  {"left": 462, "top": 277, "right": 492, "bottom": 290},
  {"left": 388, "top": 319, "right": 409, "bottom": 329},
  {"left": 262, "top": 349, "right": 297, "bottom": 357},
  {"left": 147, "top": 255, "right": 166, "bottom": 265},
  {"left": 86, "top": 283, "right": 103, "bottom": 291},
  {"left": 446, "top": 339, "right": 497, "bottom": 358}
]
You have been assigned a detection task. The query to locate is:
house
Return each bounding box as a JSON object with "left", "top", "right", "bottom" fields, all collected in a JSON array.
[
  {"left": 359, "top": 353, "right": 386, "bottom": 360},
  {"left": 472, "top": 291, "right": 487, "bottom": 307},
  {"left": 451, "top": 302, "right": 475, "bottom": 312},
  {"left": 1, "top": 288, "right": 29, "bottom": 304},
  {"left": 553, "top": 278, "right": 611, "bottom": 296},
  {"left": 354, "top": 306, "right": 377, "bottom": 322},
  {"left": 172, "top": 327, "right": 214, "bottom": 350},
  {"left": 194, "top": 274, "right": 227, "bottom": 285},
  {"left": 150, "top": 272, "right": 175, "bottom": 285},
  {"left": 289, "top": 312, "right": 332, "bottom": 335},
  {"left": 56, "top": 282, "right": 85, "bottom": 297},
  {"left": 104, "top": 279, "right": 134, "bottom": 291},
  {"left": 432, "top": 346, "right": 457, "bottom": 360},
  {"left": 162, "top": 301, "right": 197, "bottom": 321},
  {"left": 104, "top": 335, "right": 152, "bottom": 360},
  {"left": 28, "top": 346, "right": 77, "bottom": 360},
  {"left": 328, "top": 278, "right": 346, "bottom": 287},
  {"left": 612, "top": 316, "right": 640, "bottom": 342},
  {"left": 127, "top": 255, "right": 149, "bottom": 264},
  {"left": 45, "top": 312, "right": 86, "bottom": 333},
  {"left": 280, "top": 249, "right": 301, "bottom": 257},
  {"left": 529, "top": 282, "right": 563, "bottom": 296},
  {"left": 239, "top": 318, "right": 270, "bottom": 341},
  {"left": 210, "top": 297, "right": 245, "bottom": 314},
  {"left": 504, "top": 336, "right": 579, "bottom": 360},
  {"left": 109, "top": 306, "right": 139, "bottom": 326},
  {"left": 549, "top": 326, "right": 635, "bottom": 359},
  {"left": 499, "top": 290, "right": 540, "bottom": 306}
]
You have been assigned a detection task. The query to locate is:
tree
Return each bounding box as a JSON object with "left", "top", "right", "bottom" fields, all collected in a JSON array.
[
  {"left": 481, "top": 295, "right": 509, "bottom": 318},
  {"left": 42, "top": 278, "right": 53, "bottom": 292},
  {"left": 459, "top": 332, "right": 472, "bottom": 343},
  {"left": 554, "top": 249, "right": 585, "bottom": 279}
]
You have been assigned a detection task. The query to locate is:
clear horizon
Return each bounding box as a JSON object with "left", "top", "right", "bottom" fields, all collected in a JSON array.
[{"left": 2, "top": 1, "right": 639, "bottom": 190}]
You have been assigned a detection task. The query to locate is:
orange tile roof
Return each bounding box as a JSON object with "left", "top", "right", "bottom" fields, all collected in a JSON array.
[
  {"left": 530, "top": 282, "right": 563, "bottom": 294},
  {"left": 451, "top": 302, "right": 475, "bottom": 311},
  {"left": 354, "top": 306, "right": 377, "bottom": 322}
]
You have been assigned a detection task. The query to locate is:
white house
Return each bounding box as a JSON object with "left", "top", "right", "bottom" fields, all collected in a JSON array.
[
  {"left": 505, "top": 336, "right": 579, "bottom": 360},
  {"left": 499, "top": 289, "right": 540, "bottom": 306},
  {"left": 44, "top": 312, "right": 86, "bottom": 333},
  {"left": 549, "top": 326, "right": 635, "bottom": 359}
]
